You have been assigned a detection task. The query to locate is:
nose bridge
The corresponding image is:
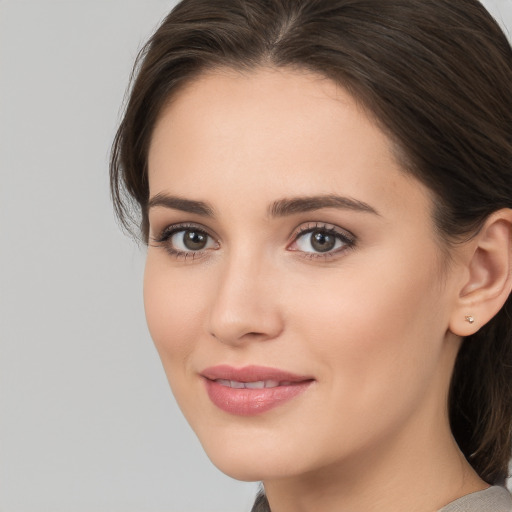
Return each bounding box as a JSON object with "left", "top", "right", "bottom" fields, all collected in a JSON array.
[{"left": 207, "top": 245, "right": 282, "bottom": 345}]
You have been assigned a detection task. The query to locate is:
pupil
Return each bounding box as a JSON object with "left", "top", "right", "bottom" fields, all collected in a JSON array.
[
  {"left": 184, "top": 231, "right": 207, "bottom": 250},
  {"left": 311, "top": 231, "right": 335, "bottom": 252}
]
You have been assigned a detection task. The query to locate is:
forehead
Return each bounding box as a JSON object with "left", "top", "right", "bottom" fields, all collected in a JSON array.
[
  {"left": 150, "top": 67, "right": 370, "bottom": 146},
  {"left": 148, "top": 67, "right": 380, "bottom": 162},
  {"left": 147, "top": 67, "right": 431, "bottom": 223}
]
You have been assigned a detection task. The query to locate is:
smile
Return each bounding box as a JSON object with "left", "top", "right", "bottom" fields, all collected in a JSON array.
[
  {"left": 214, "top": 379, "right": 291, "bottom": 389},
  {"left": 201, "top": 365, "right": 314, "bottom": 416}
]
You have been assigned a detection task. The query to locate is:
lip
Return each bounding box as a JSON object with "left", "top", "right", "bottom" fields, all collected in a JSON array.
[{"left": 201, "top": 365, "right": 314, "bottom": 416}]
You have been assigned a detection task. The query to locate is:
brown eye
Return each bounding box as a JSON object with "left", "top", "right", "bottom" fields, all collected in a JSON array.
[
  {"left": 169, "top": 228, "right": 217, "bottom": 253},
  {"left": 182, "top": 230, "right": 208, "bottom": 250},
  {"left": 310, "top": 231, "right": 336, "bottom": 252},
  {"left": 291, "top": 225, "right": 354, "bottom": 256}
]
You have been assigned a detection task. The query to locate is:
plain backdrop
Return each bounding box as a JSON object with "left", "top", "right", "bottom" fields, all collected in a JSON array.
[{"left": 0, "top": 1, "right": 511, "bottom": 511}]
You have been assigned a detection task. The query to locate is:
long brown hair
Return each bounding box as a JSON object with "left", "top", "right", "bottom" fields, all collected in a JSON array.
[{"left": 111, "top": 0, "right": 512, "bottom": 490}]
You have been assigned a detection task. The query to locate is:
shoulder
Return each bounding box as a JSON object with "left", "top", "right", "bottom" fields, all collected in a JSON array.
[{"left": 439, "top": 486, "right": 512, "bottom": 512}]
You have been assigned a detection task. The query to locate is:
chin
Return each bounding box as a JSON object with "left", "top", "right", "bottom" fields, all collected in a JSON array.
[
  {"left": 189, "top": 423, "right": 288, "bottom": 481},
  {"left": 194, "top": 431, "right": 275, "bottom": 481},
  {"left": 210, "top": 458, "right": 268, "bottom": 482},
  {"left": 207, "top": 451, "right": 303, "bottom": 482},
  {"left": 193, "top": 421, "right": 332, "bottom": 482}
]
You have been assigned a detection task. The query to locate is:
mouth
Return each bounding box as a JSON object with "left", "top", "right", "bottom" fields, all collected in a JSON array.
[
  {"left": 200, "top": 365, "right": 314, "bottom": 416},
  {"left": 213, "top": 379, "right": 293, "bottom": 389}
]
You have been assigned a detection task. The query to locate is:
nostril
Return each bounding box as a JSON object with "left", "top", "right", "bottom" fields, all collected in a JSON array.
[{"left": 208, "top": 326, "right": 282, "bottom": 346}]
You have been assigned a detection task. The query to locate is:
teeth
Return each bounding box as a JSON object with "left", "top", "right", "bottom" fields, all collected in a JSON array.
[
  {"left": 215, "top": 379, "right": 283, "bottom": 389},
  {"left": 244, "top": 381, "right": 265, "bottom": 389}
]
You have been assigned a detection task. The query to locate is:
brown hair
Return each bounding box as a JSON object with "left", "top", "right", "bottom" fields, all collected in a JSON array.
[{"left": 111, "top": 0, "right": 512, "bottom": 489}]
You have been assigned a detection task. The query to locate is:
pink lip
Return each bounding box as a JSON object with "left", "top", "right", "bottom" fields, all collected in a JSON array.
[{"left": 201, "top": 365, "right": 314, "bottom": 416}]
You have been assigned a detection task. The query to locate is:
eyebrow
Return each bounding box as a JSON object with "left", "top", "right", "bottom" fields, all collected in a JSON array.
[
  {"left": 147, "top": 193, "right": 379, "bottom": 218},
  {"left": 148, "top": 193, "right": 214, "bottom": 217},
  {"left": 269, "top": 195, "right": 379, "bottom": 217}
]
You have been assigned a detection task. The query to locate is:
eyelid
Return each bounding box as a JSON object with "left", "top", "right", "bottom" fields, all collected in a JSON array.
[
  {"left": 150, "top": 222, "right": 219, "bottom": 259},
  {"left": 287, "top": 222, "right": 356, "bottom": 258},
  {"left": 151, "top": 222, "right": 211, "bottom": 242}
]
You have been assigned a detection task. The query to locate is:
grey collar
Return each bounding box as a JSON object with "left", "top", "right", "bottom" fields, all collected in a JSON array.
[{"left": 439, "top": 486, "right": 512, "bottom": 512}]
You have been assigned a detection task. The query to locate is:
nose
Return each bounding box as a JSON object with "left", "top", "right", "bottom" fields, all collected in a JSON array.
[{"left": 207, "top": 252, "right": 284, "bottom": 346}]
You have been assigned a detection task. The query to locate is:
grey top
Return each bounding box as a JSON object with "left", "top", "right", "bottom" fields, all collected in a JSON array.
[{"left": 439, "top": 486, "right": 512, "bottom": 512}]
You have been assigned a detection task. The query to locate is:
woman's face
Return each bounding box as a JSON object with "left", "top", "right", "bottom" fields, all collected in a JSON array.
[{"left": 145, "top": 68, "right": 464, "bottom": 481}]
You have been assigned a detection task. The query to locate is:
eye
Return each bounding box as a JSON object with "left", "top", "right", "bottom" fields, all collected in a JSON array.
[
  {"left": 171, "top": 229, "right": 215, "bottom": 252},
  {"left": 289, "top": 223, "right": 355, "bottom": 257},
  {"left": 152, "top": 224, "right": 218, "bottom": 258}
]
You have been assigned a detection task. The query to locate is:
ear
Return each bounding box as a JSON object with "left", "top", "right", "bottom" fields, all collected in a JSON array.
[{"left": 449, "top": 208, "right": 512, "bottom": 337}]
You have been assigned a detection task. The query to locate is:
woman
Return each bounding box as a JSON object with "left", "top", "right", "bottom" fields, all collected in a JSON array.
[{"left": 110, "top": 0, "right": 512, "bottom": 510}]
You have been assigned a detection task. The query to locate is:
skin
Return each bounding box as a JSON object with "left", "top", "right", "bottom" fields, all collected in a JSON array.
[{"left": 144, "top": 68, "right": 488, "bottom": 512}]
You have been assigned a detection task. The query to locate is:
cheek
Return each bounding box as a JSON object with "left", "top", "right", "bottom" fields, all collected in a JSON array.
[
  {"left": 143, "top": 253, "right": 206, "bottom": 373},
  {"left": 289, "top": 247, "right": 448, "bottom": 409}
]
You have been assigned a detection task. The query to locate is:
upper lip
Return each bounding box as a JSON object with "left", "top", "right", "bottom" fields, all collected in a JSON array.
[{"left": 200, "top": 365, "right": 313, "bottom": 383}]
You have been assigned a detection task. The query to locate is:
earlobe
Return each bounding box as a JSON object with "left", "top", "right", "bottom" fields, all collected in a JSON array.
[{"left": 449, "top": 209, "right": 512, "bottom": 337}]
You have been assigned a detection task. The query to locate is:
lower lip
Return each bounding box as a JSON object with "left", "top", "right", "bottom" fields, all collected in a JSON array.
[{"left": 204, "top": 379, "right": 312, "bottom": 416}]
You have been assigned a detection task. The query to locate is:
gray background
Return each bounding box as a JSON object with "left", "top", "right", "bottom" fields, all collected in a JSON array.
[{"left": 0, "top": 1, "right": 510, "bottom": 511}]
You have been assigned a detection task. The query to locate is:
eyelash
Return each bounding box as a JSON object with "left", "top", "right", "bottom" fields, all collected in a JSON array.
[
  {"left": 151, "top": 222, "right": 356, "bottom": 261},
  {"left": 151, "top": 223, "right": 217, "bottom": 260},
  {"left": 288, "top": 222, "right": 356, "bottom": 260}
]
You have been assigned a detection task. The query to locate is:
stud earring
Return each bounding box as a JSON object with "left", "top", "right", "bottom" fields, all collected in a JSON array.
[{"left": 465, "top": 315, "right": 475, "bottom": 324}]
